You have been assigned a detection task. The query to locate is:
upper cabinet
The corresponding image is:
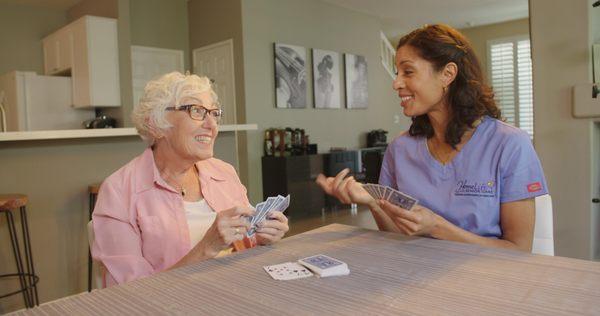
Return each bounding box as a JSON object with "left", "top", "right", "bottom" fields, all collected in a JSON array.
[
  {"left": 43, "top": 16, "right": 121, "bottom": 108},
  {"left": 42, "top": 30, "right": 73, "bottom": 75}
]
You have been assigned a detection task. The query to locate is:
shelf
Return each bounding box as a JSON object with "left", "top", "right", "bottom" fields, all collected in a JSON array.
[{"left": 0, "top": 124, "right": 258, "bottom": 142}]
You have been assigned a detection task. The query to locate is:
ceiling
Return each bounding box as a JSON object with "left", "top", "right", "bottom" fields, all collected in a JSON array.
[
  {"left": 0, "top": 0, "right": 528, "bottom": 40},
  {"left": 0, "top": 0, "right": 81, "bottom": 10},
  {"left": 320, "top": 0, "right": 528, "bottom": 41}
]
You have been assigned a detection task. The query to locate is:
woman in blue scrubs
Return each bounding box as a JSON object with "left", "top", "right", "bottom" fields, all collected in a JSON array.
[{"left": 317, "top": 24, "right": 548, "bottom": 252}]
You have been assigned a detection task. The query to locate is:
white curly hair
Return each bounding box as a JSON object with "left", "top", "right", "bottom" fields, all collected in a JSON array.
[{"left": 131, "top": 71, "right": 218, "bottom": 145}]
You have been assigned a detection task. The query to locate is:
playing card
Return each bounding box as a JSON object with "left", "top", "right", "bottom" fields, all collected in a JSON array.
[
  {"left": 251, "top": 201, "right": 266, "bottom": 224},
  {"left": 253, "top": 197, "right": 276, "bottom": 226},
  {"left": 363, "top": 184, "right": 377, "bottom": 198},
  {"left": 277, "top": 195, "right": 290, "bottom": 212},
  {"left": 384, "top": 187, "right": 395, "bottom": 201},
  {"left": 263, "top": 262, "right": 313, "bottom": 280},
  {"left": 378, "top": 185, "right": 386, "bottom": 199},
  {"left": 388, "top": 189, "right": 418, "bottom": 210}
]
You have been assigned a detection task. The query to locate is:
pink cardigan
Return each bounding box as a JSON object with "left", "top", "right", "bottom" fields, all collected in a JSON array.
[{"left": 91, "top": 148, "right": 252, "bottom": 286}]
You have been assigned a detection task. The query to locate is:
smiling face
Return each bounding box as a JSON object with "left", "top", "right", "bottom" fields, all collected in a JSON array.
[
  {"left": 161, "top": 90, "right": 219, "bottom": 162},
  {"left": 393, "top": 45, "right": 448, "bottom": 117}
]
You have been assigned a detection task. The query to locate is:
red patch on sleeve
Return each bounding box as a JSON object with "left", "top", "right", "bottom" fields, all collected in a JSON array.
[{"left": 527, "top": 182, "right": 542, "bottom": 193}]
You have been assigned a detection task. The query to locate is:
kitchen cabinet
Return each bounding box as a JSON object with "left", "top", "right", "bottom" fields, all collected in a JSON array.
[
  {"left": 43, "top": 15, "right": 120, "bottom": 108},
  {"left": 42, "top": 30, "right": 73, "bottom": 75}
]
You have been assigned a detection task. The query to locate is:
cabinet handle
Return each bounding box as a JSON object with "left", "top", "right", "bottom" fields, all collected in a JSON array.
[{"left": 593, "top": 198, "right": 600, "bottom": 203}]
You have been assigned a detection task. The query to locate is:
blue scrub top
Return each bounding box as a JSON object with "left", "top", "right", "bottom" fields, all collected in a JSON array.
[{"left": 379, "top": 116, "right": 548, "bottom": 238}]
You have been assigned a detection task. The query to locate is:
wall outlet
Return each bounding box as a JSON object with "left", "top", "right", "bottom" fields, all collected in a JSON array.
[{"left": 393, "top": 114, "right": 400, "bottom": 124}]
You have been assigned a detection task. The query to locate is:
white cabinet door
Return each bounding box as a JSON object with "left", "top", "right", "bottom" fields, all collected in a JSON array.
[
  {"left": 193, "top": 39, "right": 237, "bottom": 125},
  {"left": 43, "top": 29, "right": 72, "bottom": 75},
  {"left": 43, "top": 34, "right": 60, "bottom": 75},
  {"left": 131, "top": 46, "right": 184, "bottom": 106},
  {"left": 43, "top": 15, "right": 120, "bottom": 108},
  {"left": 56, "top": 29, "right": 72, "bottom": 73}
]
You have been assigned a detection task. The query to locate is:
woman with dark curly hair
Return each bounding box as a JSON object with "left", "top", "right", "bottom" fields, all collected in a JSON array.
[{"left": 317, "top": 24, "right": 547, "bottom": 251}]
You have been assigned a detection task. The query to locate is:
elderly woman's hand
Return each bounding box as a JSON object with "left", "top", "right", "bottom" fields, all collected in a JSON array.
[
  {"left": 200, "top": 205, "right": 254, "bottom": 257},
  {"left": 378, "top": 200, "right": 441, "bottom": 237},
  {"left": 256, "top": 211, "right": 289, "bottom": 245}
]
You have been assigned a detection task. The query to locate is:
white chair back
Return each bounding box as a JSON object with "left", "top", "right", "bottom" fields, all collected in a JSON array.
[
  {"left": 532, "top": 195, "right": 554, "bottom": 256},
  {"left": 87, "top": 221, "right": 105, "bottom": 288}
]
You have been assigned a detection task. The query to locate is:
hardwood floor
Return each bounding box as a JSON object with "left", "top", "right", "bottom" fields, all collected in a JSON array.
[{"left": 286, "top": 205, "right": 378, "bottom": 237}]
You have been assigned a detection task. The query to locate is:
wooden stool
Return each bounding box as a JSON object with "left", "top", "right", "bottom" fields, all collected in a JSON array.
[
  {"left": 0, "top": 194, "right": 39, "bottom": 308},
  {"left": 88, "top": 183, "right": 100, "bottom": 292}
]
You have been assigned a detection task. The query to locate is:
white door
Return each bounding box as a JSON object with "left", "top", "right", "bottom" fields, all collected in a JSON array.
[
  {"left": 131, "top": 46, "right": 184, "bottom": 106},
  {"left": 193, "top": 39, "right": 236, "bottom": 125}
]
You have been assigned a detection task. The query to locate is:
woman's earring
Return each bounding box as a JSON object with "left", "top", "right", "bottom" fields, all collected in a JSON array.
[{"left": 443, "top": 86, "right": 448, "bottom": 94}]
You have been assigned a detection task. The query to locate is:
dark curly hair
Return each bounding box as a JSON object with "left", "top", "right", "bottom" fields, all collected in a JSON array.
[{"left": 397, "top": 24, "right": 501, "bottom": 148}]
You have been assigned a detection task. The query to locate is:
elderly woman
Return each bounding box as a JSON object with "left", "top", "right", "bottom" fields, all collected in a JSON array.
[{"left": 92, "top": 72, "right": 288, "bottom": 286}]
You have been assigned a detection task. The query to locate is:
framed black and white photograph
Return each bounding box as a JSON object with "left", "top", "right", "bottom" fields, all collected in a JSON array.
[
  {"left": 274, "top": 43, "right": 307, "bottom": 108},
  {"left": 312, "top": 49, "right": 341, "bottom": 109},
  {"left": 344, "top": 53, "right": 368, "bottom": 109}
]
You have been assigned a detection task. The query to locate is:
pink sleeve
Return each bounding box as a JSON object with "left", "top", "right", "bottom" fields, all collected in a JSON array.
[{"left": 91, "top": 180, "right": 155, "bottom": 287}]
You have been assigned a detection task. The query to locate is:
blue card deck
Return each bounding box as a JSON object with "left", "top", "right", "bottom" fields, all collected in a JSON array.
[
  {"left": 362, "top": 183, "right": 418, "bottom": 210},
  {"left": 247, "top": 194, "right": 290, "bottom": 237},
  {"left": 297, "top": 254, "right": 350, "bottom": 277}
]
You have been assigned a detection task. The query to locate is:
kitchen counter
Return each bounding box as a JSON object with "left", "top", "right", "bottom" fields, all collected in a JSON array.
[{"left": 0, "top": 124, "right": 258, "bottom": 142}]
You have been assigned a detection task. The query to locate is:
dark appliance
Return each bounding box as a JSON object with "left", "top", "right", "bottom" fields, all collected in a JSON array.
[{"left": 367, "top": 129, "right": 388, "bottom": 147}]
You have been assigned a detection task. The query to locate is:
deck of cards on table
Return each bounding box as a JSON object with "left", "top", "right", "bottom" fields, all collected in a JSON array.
[
  {"left": 297, "top": 254, "right": 350, "bottom": 277},
  {"left": 362, "top": 183, "right": 418, "bottom": 210},
  {"left": 247, "top": 194, "right": 290, "bottom": 237},
  {"left": 263, "top": 255, "right": 349, "bottom": 280}
]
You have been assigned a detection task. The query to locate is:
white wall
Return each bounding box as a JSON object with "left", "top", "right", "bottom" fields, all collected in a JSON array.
[
  {"left": 530, "top": 0, "right": 596, "bottom": 259},
  {"left": 241, "top": 0, "right": 409, "bottom": 203}
]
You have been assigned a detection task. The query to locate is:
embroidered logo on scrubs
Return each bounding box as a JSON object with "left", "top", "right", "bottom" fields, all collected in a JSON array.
[
  {"left": 527, "top": 182, "right": 542, "bottom": 192},
  {"left": 454, "top": 180, "right": 496, "bottom": 197}
]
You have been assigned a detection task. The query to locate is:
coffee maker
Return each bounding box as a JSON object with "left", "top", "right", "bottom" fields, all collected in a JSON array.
[{"left": 367, "top": 129, "right": 388, "bottom": 147}]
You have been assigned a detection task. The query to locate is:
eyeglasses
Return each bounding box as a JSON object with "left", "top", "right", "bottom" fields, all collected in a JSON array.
[{"left": 165, "top": 104, "right": 223, "bottom": 123}]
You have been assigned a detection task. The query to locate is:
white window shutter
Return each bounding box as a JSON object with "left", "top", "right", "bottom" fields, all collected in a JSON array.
[
  {"left": 489, "top": 37, "right": 534, "bottom": 139},
  {"left": 517, "top": 40, "right": 534, "bottom": 138}
]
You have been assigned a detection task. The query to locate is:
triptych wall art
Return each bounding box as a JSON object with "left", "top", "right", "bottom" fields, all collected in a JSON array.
[{"left": 274, "top": 43, "right": 368, "bottom": 109}]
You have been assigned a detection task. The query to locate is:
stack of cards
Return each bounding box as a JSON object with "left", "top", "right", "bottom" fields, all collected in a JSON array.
[
  {"left": 263, "top": 254, "right": 349, "bottom": 280},
  {"left": 263, "top": 262, "right": 313, "bottom": 280},
  {"left": 297, "top": 254, "right": 350, "bottom": 277},
  {"left": 362, "top": 183, "right": 418, "bottom": 210},
  {"left": 247, "top": 194, "right": 290, "bottom": 237}
]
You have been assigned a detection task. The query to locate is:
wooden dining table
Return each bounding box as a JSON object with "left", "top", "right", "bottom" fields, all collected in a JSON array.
[{"left": 10, "top": 224, "right": 600, "bottom": 315}]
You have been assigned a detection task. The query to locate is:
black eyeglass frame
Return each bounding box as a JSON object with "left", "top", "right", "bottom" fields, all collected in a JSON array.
[{"left": 165, "top": 104, "right": 223, "bottom": 122}]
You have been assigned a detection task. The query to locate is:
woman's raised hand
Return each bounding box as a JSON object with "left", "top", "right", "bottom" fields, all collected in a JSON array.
[{"left": 315, "top": 168, "right": 374, "bottom": 205}]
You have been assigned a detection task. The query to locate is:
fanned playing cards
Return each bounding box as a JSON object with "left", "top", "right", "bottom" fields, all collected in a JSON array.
[
  {"left": 247, "top": 194, "right": 290, "bottom": 237},
  {"left": 363, "top": 183, "right": 418, "bottom": 210}
]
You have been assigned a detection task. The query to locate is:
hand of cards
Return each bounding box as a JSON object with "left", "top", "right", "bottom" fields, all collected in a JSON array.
[
  {"left": 362, "top": 183, "right": 418, "bottom": 210},
  {"left": 247, "top": 194, "right": 290, "bottom": 237},
  {"left": 263, "top": 254, "right": 349, "bottom": 280}
]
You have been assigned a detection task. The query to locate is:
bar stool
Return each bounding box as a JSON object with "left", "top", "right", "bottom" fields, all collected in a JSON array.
[
  {"left": 88, "top": 183, "right": 100, "bottom": 292},
  {"left": 0, "top": 194, "right": 39, "bottom": 308}
]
